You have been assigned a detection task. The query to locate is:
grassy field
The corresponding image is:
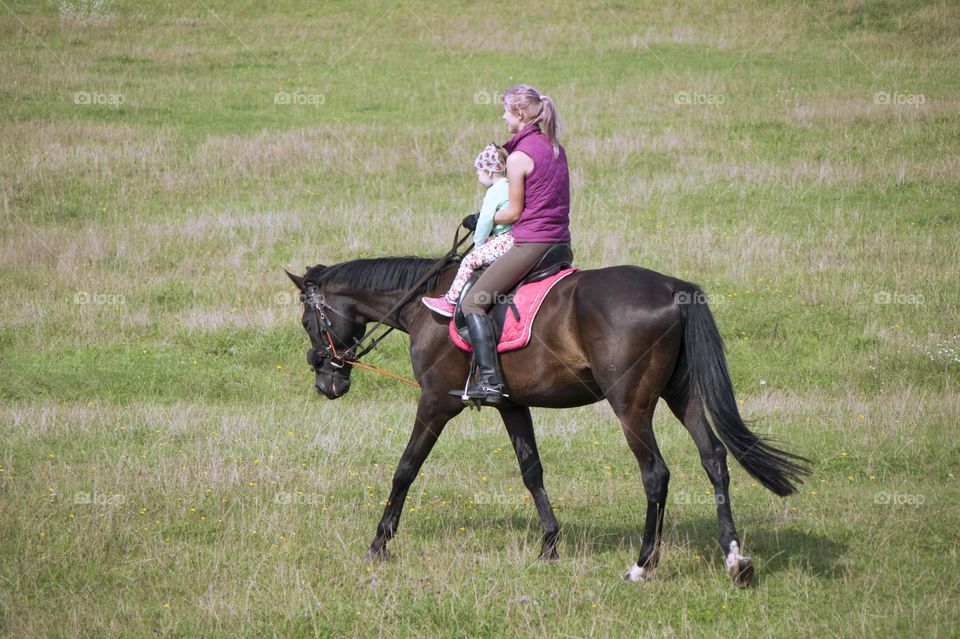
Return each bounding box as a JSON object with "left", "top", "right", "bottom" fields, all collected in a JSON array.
[{"left": 2, "top": 0, "right": 959, "bottom": 636}]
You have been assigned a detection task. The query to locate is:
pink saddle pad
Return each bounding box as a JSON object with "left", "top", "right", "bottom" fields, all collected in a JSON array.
[{"left": 449, "top": 268, "right": 578, "bottom": 353}]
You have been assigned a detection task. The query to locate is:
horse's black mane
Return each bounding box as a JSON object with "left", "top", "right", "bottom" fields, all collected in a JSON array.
[{"left": 305, "top": 256, "right": 450, "bottom": 294}]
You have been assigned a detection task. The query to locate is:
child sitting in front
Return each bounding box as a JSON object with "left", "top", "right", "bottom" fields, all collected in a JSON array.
[{"left": 422, "top": 143, "right": 513, "bottom": 317}]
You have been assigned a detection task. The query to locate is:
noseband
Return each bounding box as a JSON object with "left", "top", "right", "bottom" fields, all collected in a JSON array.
[{"left": 302, "top": 285, "right": 357, "bottom": 371}]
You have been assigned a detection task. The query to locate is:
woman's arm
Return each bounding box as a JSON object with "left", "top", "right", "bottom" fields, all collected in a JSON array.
[{"left": 493, "top": 151, "right": 533, "bottom": 224}]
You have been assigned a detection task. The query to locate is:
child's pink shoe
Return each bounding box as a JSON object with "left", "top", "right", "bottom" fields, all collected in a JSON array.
[{"left": 421, "top": 296, "right": 455, "bottom": 317}]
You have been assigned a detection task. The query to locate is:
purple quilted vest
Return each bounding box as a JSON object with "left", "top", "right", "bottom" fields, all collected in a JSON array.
[{"left": 502, "top": 123, "right": 571, "bottom": 243}]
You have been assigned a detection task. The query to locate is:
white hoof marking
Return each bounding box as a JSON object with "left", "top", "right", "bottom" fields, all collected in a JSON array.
[
  {"left": 624, "top": 563, "right": 647, "bottom": 582},
  {"left": 725, "top": 541, "right": 748, "bottom": 570}
]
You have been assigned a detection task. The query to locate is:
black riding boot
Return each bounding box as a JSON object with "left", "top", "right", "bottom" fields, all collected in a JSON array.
[{"left": 462, "top": 313, "right": 506, "bottom": 404}]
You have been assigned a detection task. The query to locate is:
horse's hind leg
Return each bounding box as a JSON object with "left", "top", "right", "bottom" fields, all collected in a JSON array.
[
  {"left": 596, "top": 368, "right": 670, "bottom": 581},
  {"left": 611, "top": 401, "right": 670, "bottom": 582},
  {"left": 498, "top": 404, "right": 561, "bottom": 560},
  {"left": 664, "top": 388, "right": 753, "bottom": 588}
]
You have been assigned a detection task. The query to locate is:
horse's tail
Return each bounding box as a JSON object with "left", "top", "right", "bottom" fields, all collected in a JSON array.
[{"left": 673, "top": 284, "right": 811, "bottom": 496}]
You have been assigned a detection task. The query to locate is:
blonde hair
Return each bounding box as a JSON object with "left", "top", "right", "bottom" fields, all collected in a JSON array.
[{"left": 503, "top": 84, "right": 562, "bottom": 158}]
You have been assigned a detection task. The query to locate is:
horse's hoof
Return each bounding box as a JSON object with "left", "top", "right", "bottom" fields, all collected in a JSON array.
[
  {"left": 538, "top": 548, "right": 559, "bottom": 561},
  {"left": 365, "top": 547, "right": 391, "bottom": 562},
  {"left": 729, "top": 557, "right": 754, "bottom": 588},
  {"left": 623, "top": 563, "right": 649, "bottom": 582}
]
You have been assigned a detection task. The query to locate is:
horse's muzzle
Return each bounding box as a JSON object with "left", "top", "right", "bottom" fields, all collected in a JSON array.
[{"left": 315, "top": 373, "right": 351, "bottom": 399}]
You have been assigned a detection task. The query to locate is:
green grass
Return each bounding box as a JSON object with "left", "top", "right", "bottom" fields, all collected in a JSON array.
[{"left": 2, "top": 0, "right": 959, "bottom": 636}]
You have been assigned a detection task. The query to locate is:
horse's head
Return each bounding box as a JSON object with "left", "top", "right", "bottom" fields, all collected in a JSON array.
[{"left": 286, "top": 268, "right": 367, "bottom": 400}]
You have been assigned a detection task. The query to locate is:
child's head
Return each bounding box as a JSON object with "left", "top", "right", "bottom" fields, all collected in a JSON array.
[
  {"left": 503, "top": 84, "right": 562, "bottom": 158},
  {"left": 473, "top": 143, "right": 508, "bottom": 186}
]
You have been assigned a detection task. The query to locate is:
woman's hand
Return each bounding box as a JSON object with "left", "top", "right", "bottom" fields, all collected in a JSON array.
[{"left": 494, "top": 151, "right": 533, "bottom": 224}]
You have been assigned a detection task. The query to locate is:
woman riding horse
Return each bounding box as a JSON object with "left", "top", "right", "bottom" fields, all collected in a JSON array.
[{"left": 456, "top": 84, "right": 570, "bottom": 404}]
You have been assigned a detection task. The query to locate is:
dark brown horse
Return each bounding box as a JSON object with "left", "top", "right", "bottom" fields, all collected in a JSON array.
[{"left": 285, "top": 255, "right": 809, "bottom": 587}]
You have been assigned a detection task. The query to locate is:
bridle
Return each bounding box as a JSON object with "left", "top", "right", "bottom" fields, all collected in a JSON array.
[
  {"left": 302, "top": 285, "right": 357, "bottom": 370},
  {"left": 303, "top": 225, "right": 473, "bottom": 389}
]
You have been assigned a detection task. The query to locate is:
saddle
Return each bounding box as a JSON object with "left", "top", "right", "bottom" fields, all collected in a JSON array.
[{"left": 453, "top": 243, "right": 574, "bottom": 345}]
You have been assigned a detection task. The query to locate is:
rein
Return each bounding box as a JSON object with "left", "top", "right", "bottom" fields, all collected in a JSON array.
[{"left": 307, "top": 225, "right": 473, "bottom": 389}]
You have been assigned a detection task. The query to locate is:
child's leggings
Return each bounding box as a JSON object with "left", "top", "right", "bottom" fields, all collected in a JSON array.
[{"left": 445, "top": 232, "right": 515, "bottom": 303}]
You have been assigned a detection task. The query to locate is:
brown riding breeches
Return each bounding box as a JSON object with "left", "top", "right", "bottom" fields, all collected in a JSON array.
[{"left": 460, "top": 242, "right": 555, "bottom": 316}]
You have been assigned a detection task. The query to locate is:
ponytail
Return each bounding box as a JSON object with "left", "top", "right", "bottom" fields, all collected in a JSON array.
[{"left": 536, "top": 94, "right": 561, "bottom": 159}]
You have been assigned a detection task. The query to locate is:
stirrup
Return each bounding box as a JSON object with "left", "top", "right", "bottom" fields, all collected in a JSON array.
[
  {"left": 447, "top": 382, "right": 509, "bottom": 408},
  {"left": 465, "top": 381, "right": 508, "bottom": 405},
  {"left": 448, "top": 350, "right": 509, "bottom": 408}
]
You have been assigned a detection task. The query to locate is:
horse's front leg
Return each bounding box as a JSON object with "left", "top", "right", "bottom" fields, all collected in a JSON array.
[
  {"left": 498, "top": 404, "right": 561, "bottom": 560},
  {"left": 366, "top": 392, "right": 464, "bottom": 559}
]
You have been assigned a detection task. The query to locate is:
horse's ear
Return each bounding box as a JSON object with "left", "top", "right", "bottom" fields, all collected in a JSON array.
[{"left": 284, "top": 269, "right": 305, "bottom": 291}]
